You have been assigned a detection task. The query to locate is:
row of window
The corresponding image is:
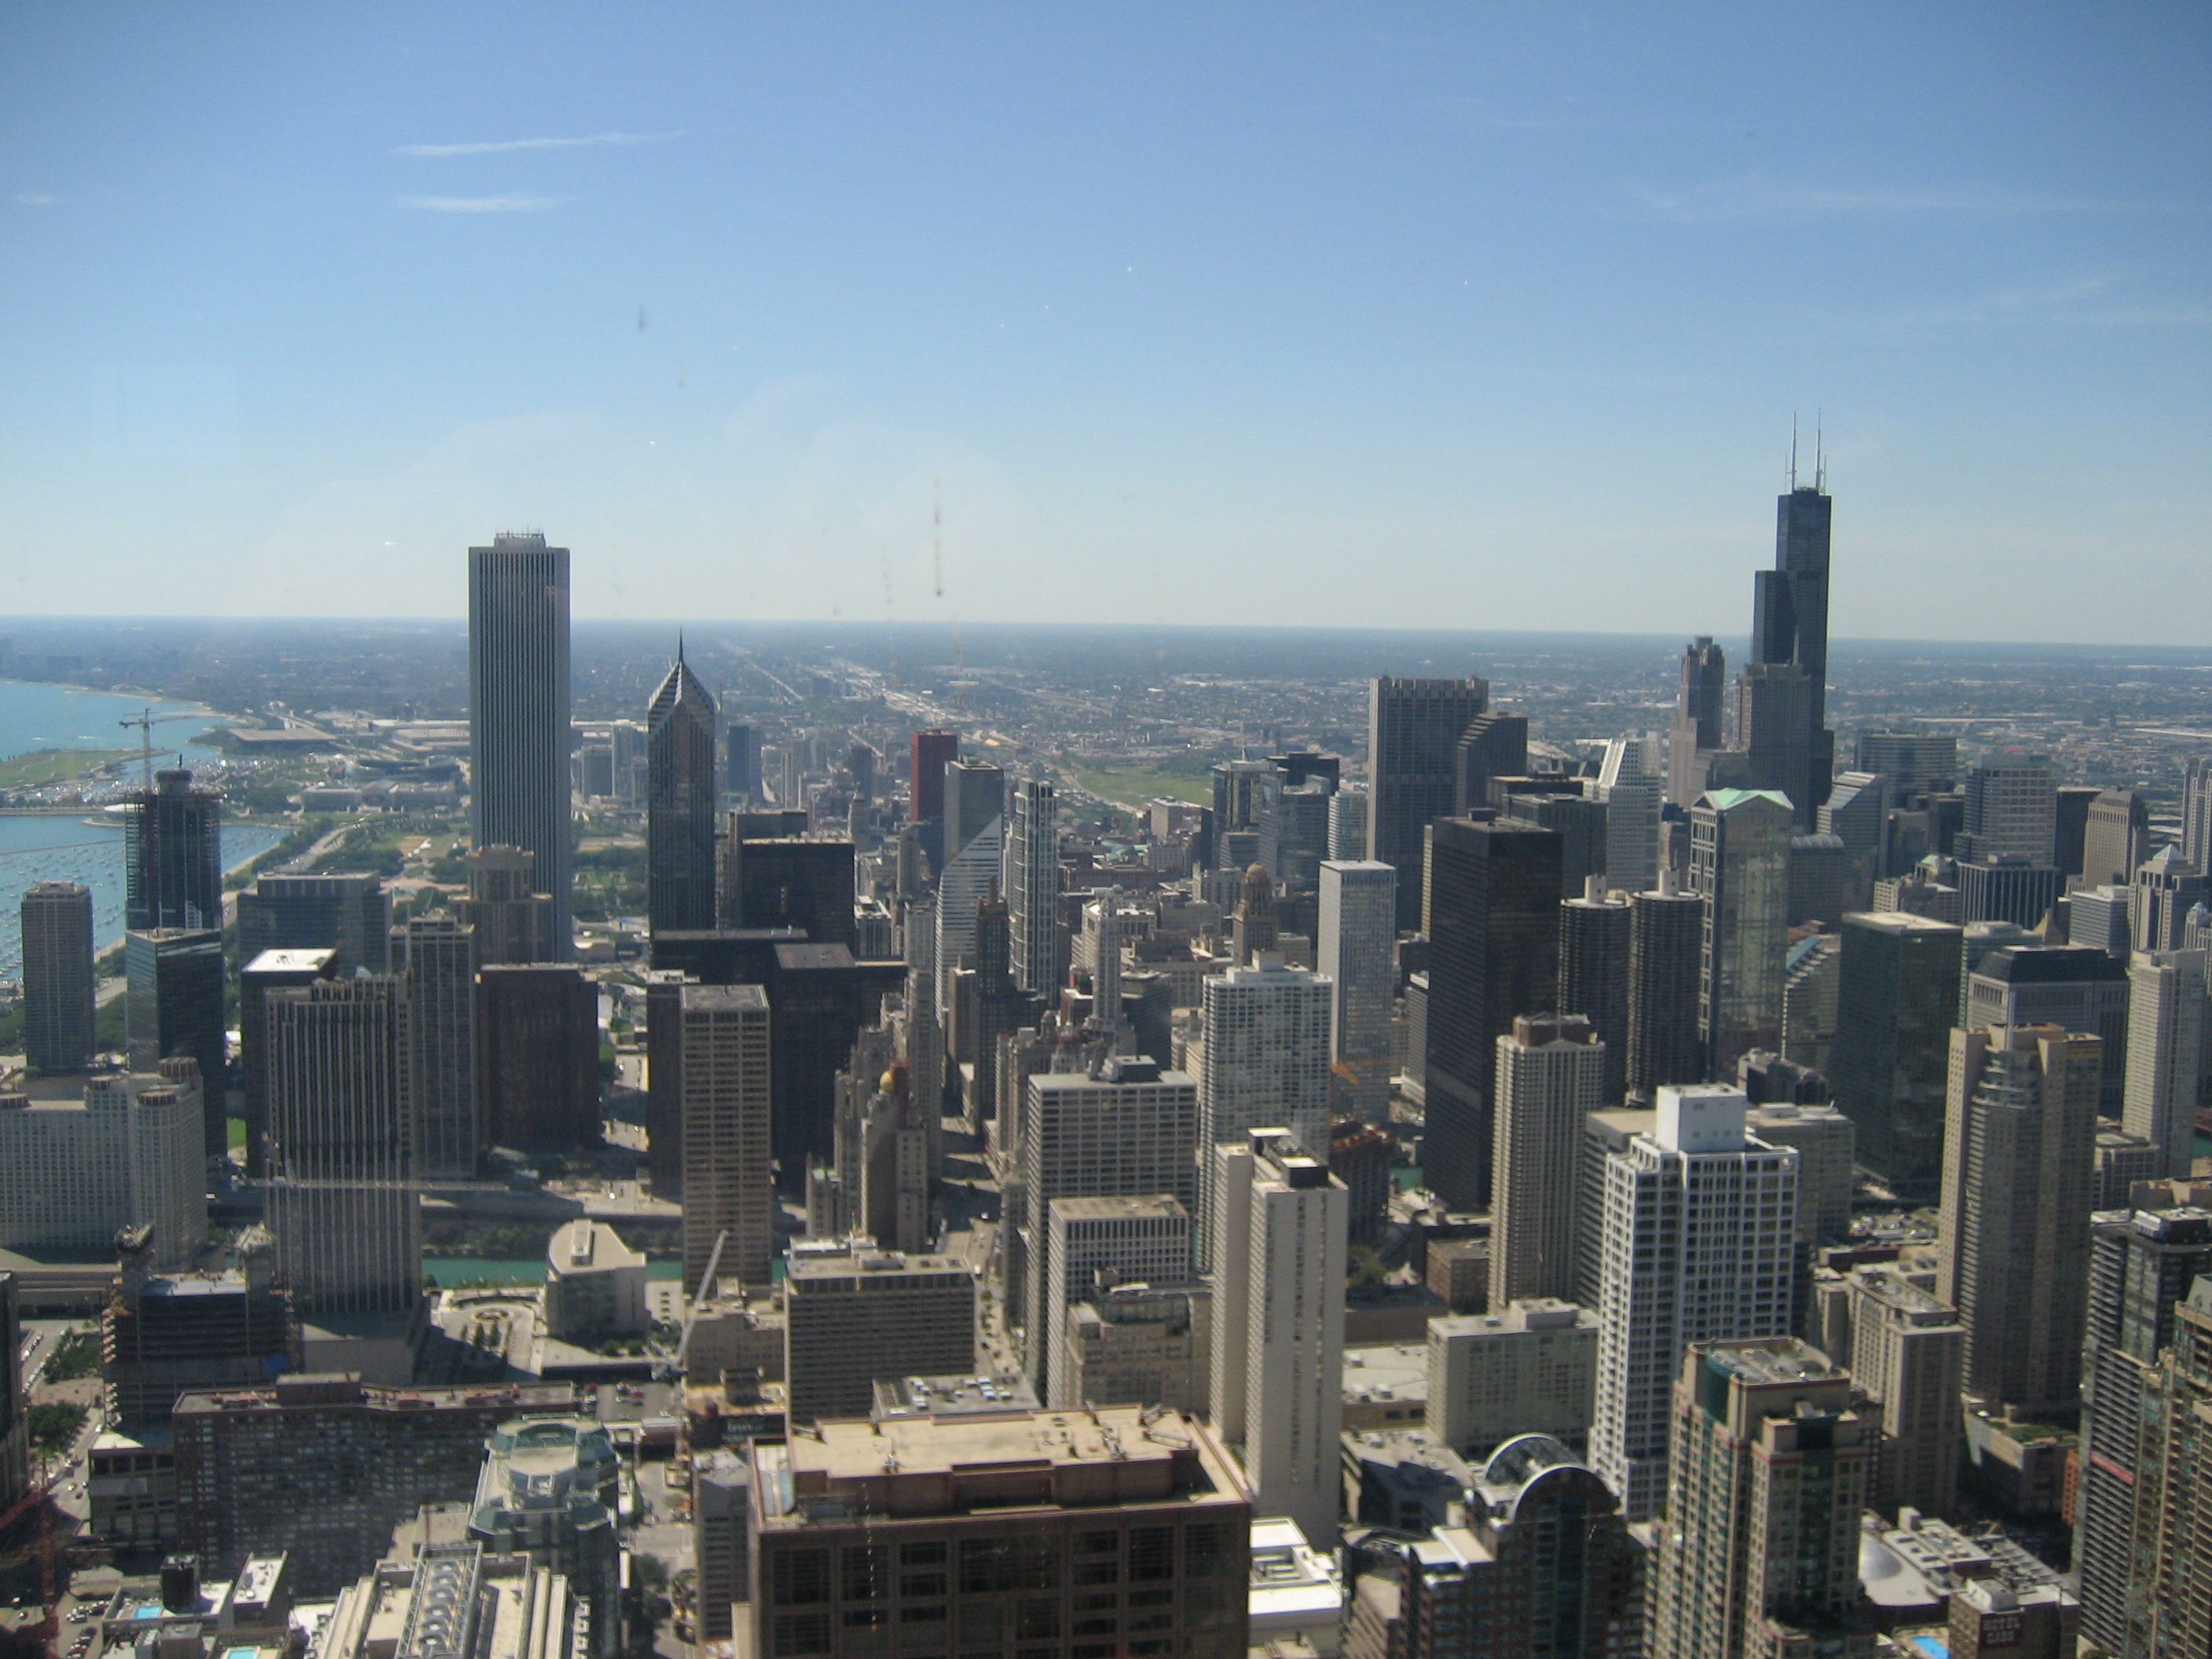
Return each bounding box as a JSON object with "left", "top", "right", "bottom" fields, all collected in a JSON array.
[{"left": 773, "top": 1525, "right": 1228, "bottom": 1607}]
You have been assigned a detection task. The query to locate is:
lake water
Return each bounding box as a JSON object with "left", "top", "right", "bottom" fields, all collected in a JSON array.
[{"left": 0, "top": 679, "right": 283, "bottom": 976}]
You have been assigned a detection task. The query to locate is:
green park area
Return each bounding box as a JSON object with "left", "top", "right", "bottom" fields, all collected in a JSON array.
[
  {"left": 0, "top": 748, "right": 134, "bottom": 789},
  {"left": 1057, "top": 757, "right": 1214, "bottom": 809}
]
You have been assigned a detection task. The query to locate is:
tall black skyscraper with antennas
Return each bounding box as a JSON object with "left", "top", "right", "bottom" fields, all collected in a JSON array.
[{"left": 1747, "top": 428, "right": 1837, "bottom": 823}]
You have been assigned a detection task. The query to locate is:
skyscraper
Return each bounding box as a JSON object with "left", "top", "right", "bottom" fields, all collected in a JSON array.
[
  {"left": 1748, "top": 466, "right": 1837, "bottom": 822},
  {"left": 1210, "top": 1128, "right": 1347, "bottom": 1547},
  {"left": 1735, "top": 661, "right": 1816, "bottom": 826},
  {"left": 239, "top": 947, "right": 335, "bottom": 1176},
  {"left": 1423, "top": 817, "right": 1562, "bottom": 1208},
  {"left": 1005, "top": 775, "right": 1061, "bottom": 996},
  {"left": 724, "top": 720, "right": 760, "bottom": 799},
  {"left": 1451, "top": 709, "right": 1528, "bottom": 818},
  {"left": 935, "top": 759, "right": 1004, "bottom": 991},
  {"left": 1590, "top": 1085, "right": 1799, "bottom": 1521},
  {"left": 679, "top": 984, "right": 774, "bottom": 1295},
  {"left": 1558, "top": 877, "right": 1630, "bottom": 1103},
  {"left": 2122, "top": 950, "right": 2206, "bottom": 1178},
  {"left": 1488, "top": 1015, "right": 1605, "bottom": 1308},
  {"left": 1039, "top": 1194, "right": 1192, "bottom": 1409},
  {"left": 1937, "top": 1024, "right": 2098, "bottom": 1419},
  {"left": 1666, "top": 636, "right": 1727, "bottom": 809},
  {"left": 1368, "top": 676, "right": 1489, "bottom": 931},
  {"left": 1815, "top": 770, "right": 1888, "bottom": 912},
  {"left": 1595, "top": 734, "right": 1662, "bottom": 892},
  {"left": 1230, "top": 862, "right": 1279, "bottom": 966},
  {"left": 1843, "top": 1267, "right": 1965, "bottom": 1518},
  {"left": 125, "top": 927, "right": 226, "bottom": 1155},
  {"left": 1690, "top": 789, "right": 1793, "bottom": 1080},
  {"left": 468, "top": 532, "right": 573, "bottom": 956},
  {"left": 1197, "top": 957, "right": 1332, "bottom": 1226},
  {"left": 456, "top": 844, "right": 555, "bottom": 965},
  {"left": 1626, "top": 871, "right": 1704, "bottom": 1101},
  {"left": 1317, "top": 860, "right": 1397, "bottom": 1119},
  {"left": 20, "top": 881, "right": 93, "bottom": 1075},
  {"left": 2075, "top": 1206, "right": 2212, "bottom": 1656},
  {"left": 1961, "top": 755, "right": 2056, "bottom": 864},
  {"left": 1965, "top": 946, "right": 2130, "bottom": 1113},
  {"left": 395, "top": 913, "right": 477, "bottom": 1181},
  {"left": 2081, "top": 788, "right": 2150, "bottom": 889},
  {"left": 1648, "top": 1338, "right": 1877, "bottom": 1659},
  {"left": 2184, "top": 754, "right": 2212, "bottom": 874},
  {"left": 475, "top": 965, "right": 602, "bottom": 1151},
  {"left": 236, "top": 873, "right": 391, "bottom": 975},
  {"left": 1830, "top": 910, "right": 1962, "bottom": 1203},
  {"left": 2132, "top": 843, "right": 2209, "bottom": 953},
  {"left": 124, "top": 767, "right": 223, "bottom": 932},
  {"left": 264, "top": 977, "right": 419, "bottom": 1317},
  {"left": 646, "top": 649, "right": 718, "bottom": 936}
]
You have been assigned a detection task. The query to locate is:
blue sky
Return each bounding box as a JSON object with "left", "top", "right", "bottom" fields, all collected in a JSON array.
[{"left": 2, "top": 4, "right": 2206, "bottom": 642}]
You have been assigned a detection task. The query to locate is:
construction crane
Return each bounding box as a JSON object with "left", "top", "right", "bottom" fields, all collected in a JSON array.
[
  {"left": 0, "top": 1467, "right": 64, "bottom": 1659},
  {"left": 116, "top": 707, "right": 203, "bottom": 793}
]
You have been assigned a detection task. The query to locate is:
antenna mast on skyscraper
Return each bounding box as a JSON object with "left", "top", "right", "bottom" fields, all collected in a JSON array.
[
  {"left": 1789, "top": 413, "right": 1799, "bottom": 491},
  {"left": 1815, "top": 411, "right": 1826, "bottom": 493}
]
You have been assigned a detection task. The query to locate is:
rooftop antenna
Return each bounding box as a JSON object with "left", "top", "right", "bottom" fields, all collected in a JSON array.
[
  {"left": 1789, "top": 413, "right": 1800, "bottom": 491},
  {"left": 1815, "top": 411, "right": 1826, "bottom": 493}
]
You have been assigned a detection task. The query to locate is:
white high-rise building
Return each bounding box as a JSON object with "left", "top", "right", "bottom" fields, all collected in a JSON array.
[
  {"left": 1489, "top": 1015, "right": 1607, "bottom": 1308},
  {"left": 1589, "top": 1084, "right": 1800, "bottom": 1521},
  {"left": 1005, "top": 776, "right": 1062, "bottom": 997},
  {"left": 0, "top": 1060, "right": 206, "bottom": 1269},
  {"left": 2124, "top": 951, "right": 2207, "bottom": 1180},
  {"left": 1595, "top": 735, "right": 1662, "bottom": 895},
  {"left": 2184, "top": 755, "right": 2212, "bottom": 875},
  {"left": 1209, "top": 1128, "right": 1347, "bottom": 1547},
  {"left": 1197, "top": 956, "right": 1331, "bottom": 1265},
  {"left": 1317, "top": 861, "right": 1397, "bottom": 1119}
]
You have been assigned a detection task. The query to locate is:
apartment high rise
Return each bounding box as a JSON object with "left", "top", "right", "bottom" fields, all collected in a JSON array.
[
  {"left": 1558, "top": 877, "right": 1630, "bottom": 1103},
  {"left": 1210, "top": 1129, "right": 1348, "bottom": 1547},
  {"left": 1317, "top": 860, "right": 1397, "bottom": 1119},
  {"left": 1005, "top": 775, "right": 1062, "bottom": 996},
  {"left": 236, "top": 872, "right": 391, "bottom": 975},
  {"left": 125, "top": 927, "right": 227, "bottom": 1155},
  {"left": 1017, "top": 1057, "right": 1200, "bottom": 1364},
  {"left": 2122, "top": 950, "right": 2207, "bottom": 1179},
  {"left": 1489, "top": 1016, "right": 1605, "bottom": 1309},
  {"left": 125, "top": 767, "right": 223, "bottom": 932},
  {"left": 20, "top": 881, "right": 94, "bottom": 1075},
  {"left": 1690, "top": 789, "right": 1794, "bottom": 1079},
  {"left": 1626, "top": 872, "right": 1704, "bottom": 1101},
  {"left": 1589, "top": 1085, "right": 1800, "bottom": 1521},
  {"left": 1937, "top": 1025, "right": 2098, "bottom": 1419},
  {"left": 264, "top": 976, "right": 419, "bottom": 1317},
  {"left": 1649, "top": 1338, "right": 1877, "bottom": 1659},
  {"left": 468, "top": 532, "right": 573, "bottom": 955},
  {"left": 2075, "top": 1206, "right": 2212, "bottom": 1656},
  {"left": 457, "top": 844, "right": 556, "bottom": 965},
  {"left": 0, "top": 1062, "right": 207, "bottom": 1269},
  {"left": 2107, "top": 1278, "right": 2212, "bottom": 1659},
  {"left": 1666, "top": 636, "right": 1728, "bottom": 808},
  {"left": 1425, "top": 1302, "right": 1600, "bottom": 1459},
  {"left": 1368, "top": 676, "right": 1489, "bottom": 930},
  {"left": 1197, "top": 954, "right": 1331, "bottom": 1195},
  {"left": 1424, "top": 817, "right": 1562, "bottom": 1208},
  {"left": 1830, "top": 910, "right": 1963, "bottom": 1203},
  {"left": 239, "top": 948, "right": 335, "bottom": 1176},
  {"left": 679, "top": 984, "right": 773, "bottom": 1295},
  {"left": 646, "top": 650, "right": 719, "bottom": 936},
  {"left": 395, "top": 914, "right": 478, "bottom": 1181}
]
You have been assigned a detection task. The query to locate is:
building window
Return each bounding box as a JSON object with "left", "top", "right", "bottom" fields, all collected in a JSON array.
[{"left": 774, "top": 1550, "right": 832, "bottom": 1607}]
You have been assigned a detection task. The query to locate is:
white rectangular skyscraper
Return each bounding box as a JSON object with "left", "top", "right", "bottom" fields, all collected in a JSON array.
[
  {"left": 1317, "top": 860, "right": 1397, "bottom": 1119},
  {"left": 1196, "top": 955, "right": 1331, "bottom": 1265},
  {"left": 469, "top": 533, "right": 573, "bottom": 955},
  {"left": 1209, "top": 1129, "right": 1347, "bottom": 1547},
  {"left": 1589, "top": 1084, "right": 1799, "bottom": 1521},
  {"left": 1005, "top": 775, "right": 1062, "bottom": 997}
]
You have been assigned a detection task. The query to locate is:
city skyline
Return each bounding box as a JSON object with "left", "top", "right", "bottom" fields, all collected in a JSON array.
[{"left": 2, "top": 6, "right": 2207, "bottom": 643}]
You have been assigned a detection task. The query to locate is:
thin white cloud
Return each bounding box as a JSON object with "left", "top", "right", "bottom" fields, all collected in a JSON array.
[
  {"left": 1824, "top": 273, "right": 2212, "bottom": 331},
  {"left": 12, "top": 193, "right": 57, "bottom": 206},
  {"left": 1628, "top": 170, "right": 2153, "bottom": 223},
  {"left": 393, "top": 130, "right": 677, "bottom": 158},
  {"left": 399, "top": 193, "right": 565, "bottom": 214}
]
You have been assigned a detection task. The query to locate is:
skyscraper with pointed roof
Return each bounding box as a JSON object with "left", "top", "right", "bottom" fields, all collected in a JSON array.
[{"left": 647, "top": 645, "right": 718, "bottom": 937}]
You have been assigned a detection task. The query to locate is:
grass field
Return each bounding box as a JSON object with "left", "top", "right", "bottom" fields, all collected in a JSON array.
[
  {"left": 1059, "top": 761, "right": 1213, "bottom": 808},
  {"left": 0, "top": 748, "right": 134, "bottom": 789}
]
